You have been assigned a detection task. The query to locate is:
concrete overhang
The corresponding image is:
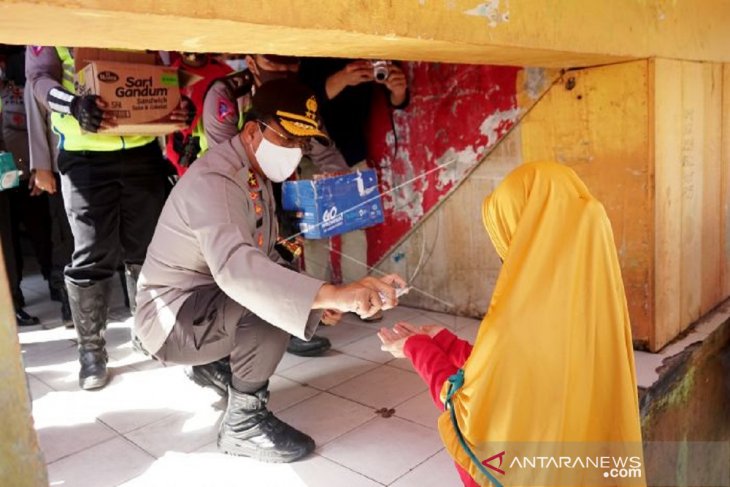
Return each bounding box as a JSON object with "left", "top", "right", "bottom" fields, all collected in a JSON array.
[{"left": 0, "top": 0, "right": 728, "bottom": 67}]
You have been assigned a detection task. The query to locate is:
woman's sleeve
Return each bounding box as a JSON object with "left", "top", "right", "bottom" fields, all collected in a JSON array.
[
  {"left": 403, "top": 335, "right": 458, "bottom": 411},
  {"left": 431, "top": 329, "right": 474, "bottom": 368}
]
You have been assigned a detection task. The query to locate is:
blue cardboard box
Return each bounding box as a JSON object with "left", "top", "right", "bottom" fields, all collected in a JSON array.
[
  {"left": 0, "top": 152, "right": 21, "bottom": 191},
  {"left": 282, "top": 169, "right": 385, "bottom": 239}
]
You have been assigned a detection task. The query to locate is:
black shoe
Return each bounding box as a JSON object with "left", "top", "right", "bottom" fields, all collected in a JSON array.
[
  {"left": 185, "top": 358, "right": 232, "bottom": 397},
  {"left": 286, "top": 334, "right": 331, "bottom": 357},
  {"left": 16, "top": 309, "right": 40, "bottom": 327},
  {"left": 218, "top": 387, "right": 315, "bottom": 463},
  {"left": 67, "top": 279, "right": 112, "bottom": 390}
]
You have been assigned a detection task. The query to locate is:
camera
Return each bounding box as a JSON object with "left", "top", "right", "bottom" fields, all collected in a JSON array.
[{"left": 371, "top": 60, "right": 390, "bottom": 83}]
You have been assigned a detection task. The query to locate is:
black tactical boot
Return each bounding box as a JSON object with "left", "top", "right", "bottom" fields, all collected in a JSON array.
[
  {"left": 67, "top": 278, "right": 112, "bottom": 390},
  {"left": 286, "top": 334, "right": 331, "bottom": 357},
  {"left": 218, "top": 386, "right": 315, "bottom": 463},
  {"left": 184, "top": 358, "right": 232, "bottom": 397},
  {"left": 124, "top": 264, "right": 142, "bottom": 315}
]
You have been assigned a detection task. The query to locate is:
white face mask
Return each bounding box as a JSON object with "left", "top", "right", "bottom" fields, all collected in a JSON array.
[{"left": 254, "top": 134, "right": 303, "bottom": 183}]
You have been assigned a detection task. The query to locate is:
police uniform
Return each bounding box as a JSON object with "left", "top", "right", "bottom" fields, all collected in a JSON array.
[
  {"left": 199, "top": 69, "right": 349, "bottom": 357},
  {"left": 136, "top": 134, "right": 323, "bottom": 385},
  {"left": 136, "top": 79, "right": 329, "bottom": 394},
  {"left": 25, "top": 46, "right": 168, "bottom": 389}
]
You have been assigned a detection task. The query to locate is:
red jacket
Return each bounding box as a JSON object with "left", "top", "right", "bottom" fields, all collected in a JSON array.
[{"left": 404, "top": 329, "right": 479, "bottom": 487}]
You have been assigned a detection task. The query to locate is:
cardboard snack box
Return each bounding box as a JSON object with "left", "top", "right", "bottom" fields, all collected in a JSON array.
[
  {"left": 73, "top": 48, "right": 157, "bottom": 72},
  {"left": 76, "top": 60, "right": 184, "bottom": 135},
  {"left": 282, "top": 169, "right": 385, "bottom": 239}
]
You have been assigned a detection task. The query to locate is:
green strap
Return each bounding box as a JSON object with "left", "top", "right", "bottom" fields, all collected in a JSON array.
[{"left": 444, "top": 369, "right": 504, "bottom": 487}]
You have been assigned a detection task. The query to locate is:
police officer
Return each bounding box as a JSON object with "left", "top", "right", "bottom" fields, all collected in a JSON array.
[
  {"left": 136, "top": 79, "right": 404, "bottom": 462},
  {"left": 195, "top": 54, "right": 349, "bottom": 364},
  {"left": 25, "top": 46, "right": 192, "bottom": 390},
  {"left": 21, "top": 53, "right": 74, "bottom": 328}
]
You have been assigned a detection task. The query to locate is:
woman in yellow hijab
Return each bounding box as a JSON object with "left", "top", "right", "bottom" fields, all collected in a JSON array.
[{"left": 379, "top": 162, "right": 645, "bottom": 486}]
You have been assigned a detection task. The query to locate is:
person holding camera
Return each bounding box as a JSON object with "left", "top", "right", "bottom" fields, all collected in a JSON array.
[
  {"left": 135, "top": 78, "right": 406, "bottom": 463},
  {"left": 299, "top": 58, "right": 410, "bottom": 318}
]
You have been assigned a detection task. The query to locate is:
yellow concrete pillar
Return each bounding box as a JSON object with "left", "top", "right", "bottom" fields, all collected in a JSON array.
[{"left": 0, "top": 239, "right": 47, "bottom": 486}]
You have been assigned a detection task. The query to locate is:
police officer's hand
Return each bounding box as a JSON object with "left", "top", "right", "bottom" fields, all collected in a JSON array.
[
  {"left": 313, "top": 273, "right": 406, "bottom": 319},
  {"left": 356, "top": 274, "right": 407, "bottom": 311},
  {"left": 314, "top": 282, "right": 381, "bottom": 319},
  {"left": 30, "top": 169, "right": 56, "bottom": 195},
  {"left": 170, "top": 95, "right": 196, "bottom": 126},
  {"left": 70, "top": 95, "right": 116, "bottom": 132},
  {"left": 320, "top": 309, "right": 342, "bottom": 326}
]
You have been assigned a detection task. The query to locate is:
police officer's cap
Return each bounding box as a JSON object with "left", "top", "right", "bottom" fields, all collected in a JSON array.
[{"left": 251, "top": 78, "right": 330, "bottom": 146}]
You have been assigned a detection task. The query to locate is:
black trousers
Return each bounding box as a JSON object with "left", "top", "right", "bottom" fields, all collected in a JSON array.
[
  {"left": 8, "top": 184, "right": 53, "bottom": 281},
  {"left": 0, "top": 190, "right": 21, "bottom": 308},
  {"left": 47, "top": 174, "right": 74, "bottom": 290},
  {"left": 58, "top": 142, "right": 166, "bottom": 285}
]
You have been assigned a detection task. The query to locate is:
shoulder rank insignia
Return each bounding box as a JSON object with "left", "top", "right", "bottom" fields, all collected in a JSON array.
[{"left": 247, "top": 169, "right": 260, "bottom": 191}]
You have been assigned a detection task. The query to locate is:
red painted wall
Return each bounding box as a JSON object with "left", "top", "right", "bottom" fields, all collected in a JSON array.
[{"left": 364, "top": 62, "right": 522, "bottom": 265}]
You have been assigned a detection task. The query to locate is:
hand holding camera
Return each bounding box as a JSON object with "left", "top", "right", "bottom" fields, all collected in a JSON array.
[
  {"left": 324, "top": 61, "right": 373, "bottom": 99},
  {"left": 325, "top": 59, "right": 408, "bottom": 106},
  {"left": 381, "top": 63, "right": 407, "bottom": 106}
]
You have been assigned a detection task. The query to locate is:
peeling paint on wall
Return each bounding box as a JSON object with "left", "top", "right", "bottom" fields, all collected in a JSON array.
[
  {"left": 479, "top": 107, "right": 522, "bottom": 143},
  {"left": 524, "top": 67, "right": 548, "bottom": 100},
  {"left": 463, "top": 0, "right": 510, "bottom": 27},
  {"left": 365, "top": 62, "right": 520, "bottom": 266}
]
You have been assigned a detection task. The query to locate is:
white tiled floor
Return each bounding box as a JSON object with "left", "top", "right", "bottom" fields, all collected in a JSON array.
[
  {"left": 17, "top": 274, "right": 468, "bottom": 487},
  {"left": 22, "top": 269, "right": 719, "bottom": 486}
]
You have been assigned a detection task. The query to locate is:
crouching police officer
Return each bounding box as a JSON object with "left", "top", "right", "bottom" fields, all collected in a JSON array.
[
  {"left": 135, "top": 79, "right": 404, "bottom": 462},
  {"left": 193, "top": 54, "right": 349, "bottom": 364}
]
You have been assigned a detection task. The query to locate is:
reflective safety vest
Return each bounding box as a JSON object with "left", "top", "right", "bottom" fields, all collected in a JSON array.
[{"left": 51, "top": 47, "right": 155, "bottom": 152}]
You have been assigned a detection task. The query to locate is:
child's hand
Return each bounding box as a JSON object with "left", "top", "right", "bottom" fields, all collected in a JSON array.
[
  {"left": 377, "top": 326, "right": 412, "bottom": 358},
  {"left": 394, "top": 321, "right": 445, "bottom": 338}
]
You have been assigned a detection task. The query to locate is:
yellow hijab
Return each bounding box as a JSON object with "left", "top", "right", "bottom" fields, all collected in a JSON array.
[{"left": 438, "top": 162, "right": 644, "bottom": 486}]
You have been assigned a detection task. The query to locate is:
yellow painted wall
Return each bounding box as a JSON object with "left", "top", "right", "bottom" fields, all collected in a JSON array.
[
  {"left": 0, "top": 244, "right": 48, "bottom": 486},
  {"left": 0, "top": 1, "right": 729, "bottom": 66},
  {"left": 388, "top": 59, "right": 728, "bottom": 351},
  {"left": 520, "top": 61, "right": 656, "bottom": 347},
  {"left": 653, "top": 59, "right": 725, "bottom": 348}
]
